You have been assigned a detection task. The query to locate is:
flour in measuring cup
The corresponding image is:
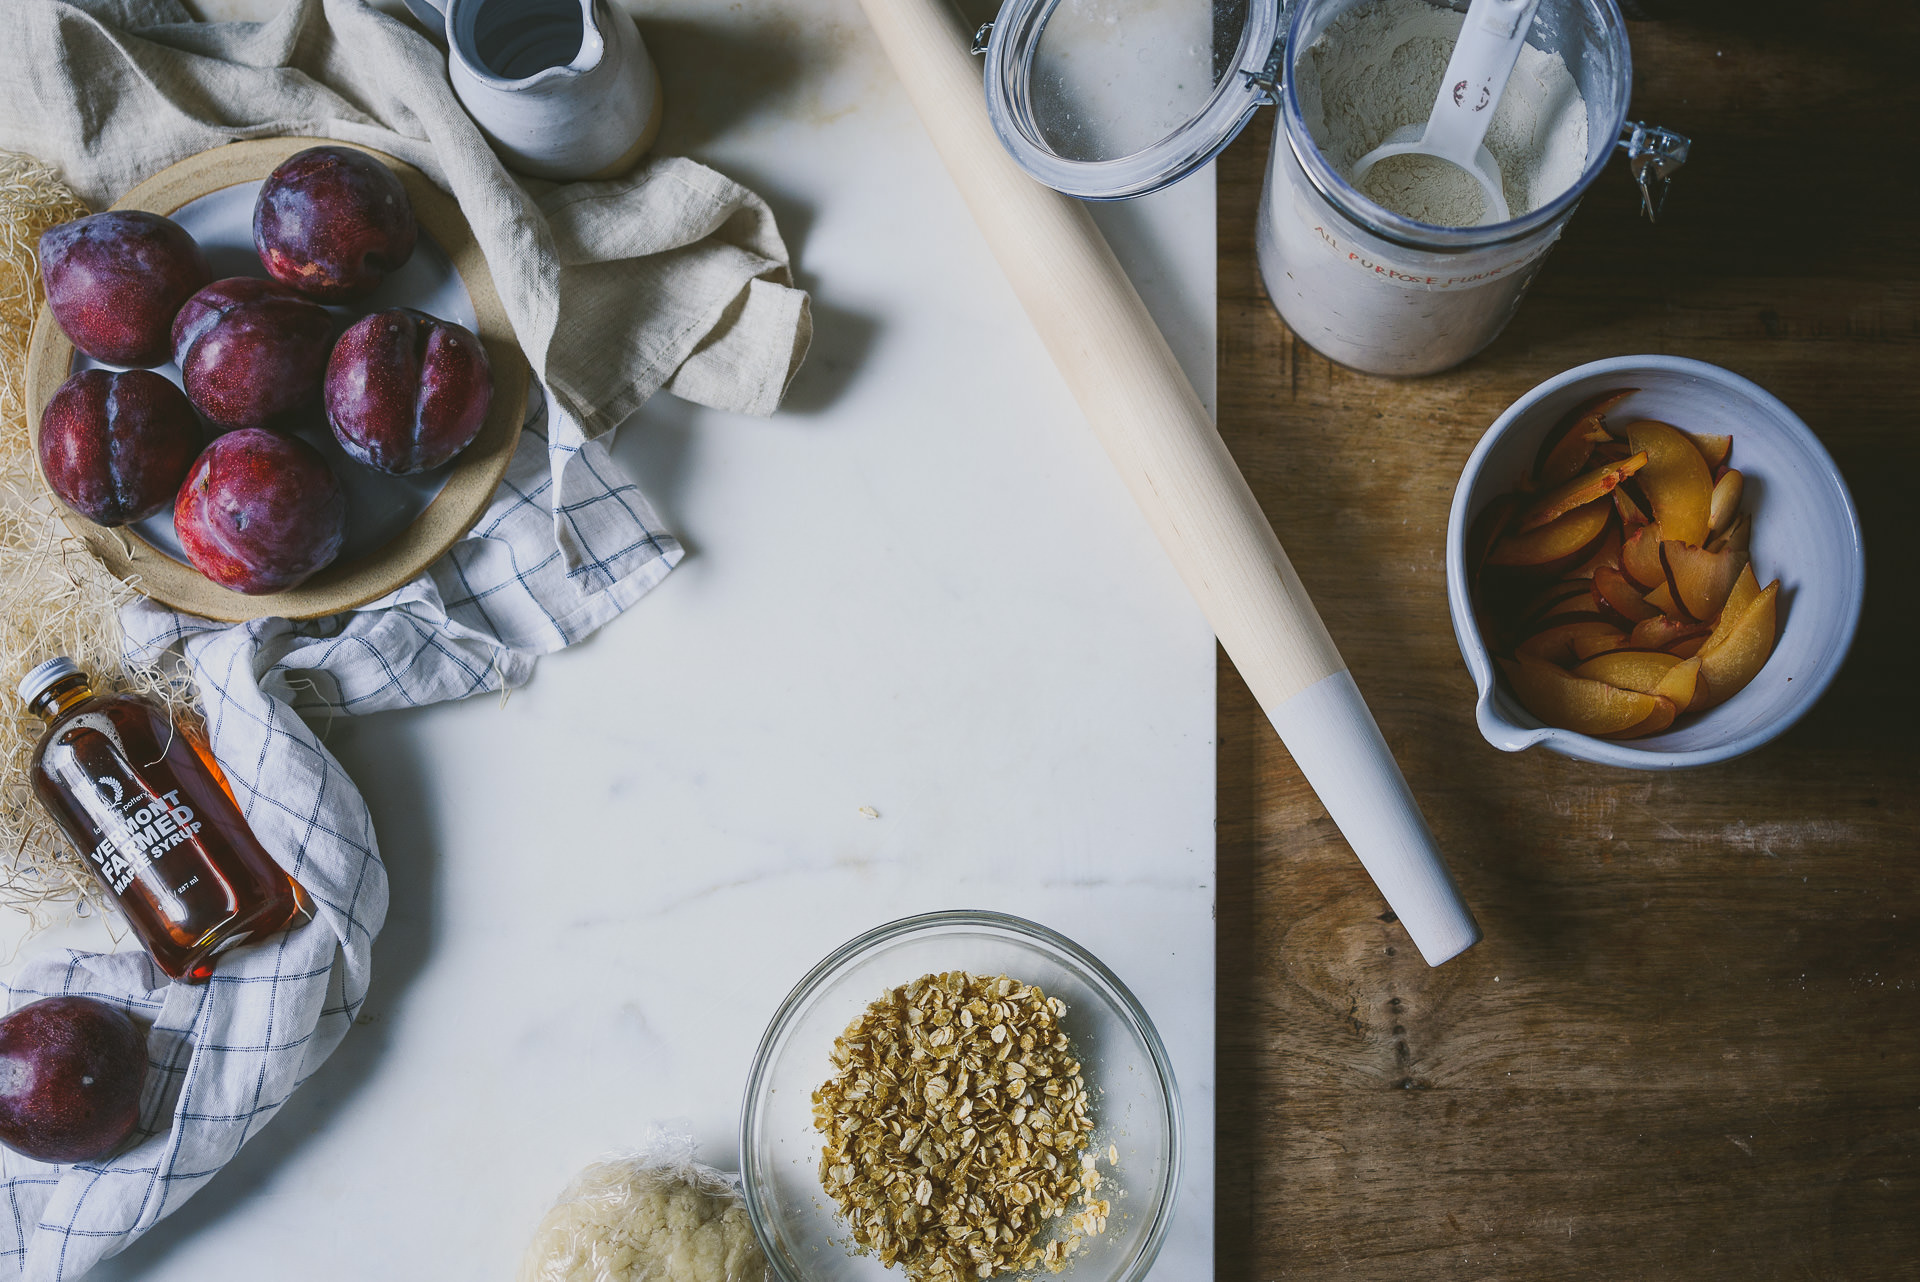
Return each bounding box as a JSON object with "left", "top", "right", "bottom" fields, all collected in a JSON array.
[
  {"left": 1297, "top": 0, "right": 1588, "bottom": 226},
  {"left": 1255, "top": 0, "right": 1606, "bottom": 372}
]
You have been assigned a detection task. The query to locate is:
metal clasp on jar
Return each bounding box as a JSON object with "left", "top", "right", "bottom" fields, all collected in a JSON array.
[
  {"left": 1240, "top": 37, "right": 1289, "bottom": 105},
  {"left": 1618, "top": 122, "right": 1691, "bottom": 221}
]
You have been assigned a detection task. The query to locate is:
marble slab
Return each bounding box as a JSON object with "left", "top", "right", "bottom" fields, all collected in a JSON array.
[{"left": 9, "top": 1, "right": 1219, "bottom": 1276}]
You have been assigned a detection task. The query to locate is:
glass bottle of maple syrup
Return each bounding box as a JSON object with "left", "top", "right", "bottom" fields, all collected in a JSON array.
[{"left": 21, "top": 657, "right": 310, "bottom": 983}]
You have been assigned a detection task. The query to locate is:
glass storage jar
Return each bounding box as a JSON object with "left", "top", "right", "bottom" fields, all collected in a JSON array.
[{"left": 979, "top": 0, "right": 1687, "bottom": 377}]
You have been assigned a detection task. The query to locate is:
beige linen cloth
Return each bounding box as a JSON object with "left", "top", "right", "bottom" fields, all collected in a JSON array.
[
  {"left": 3, "top": 0, "right": 812, "bottom": 431},
  {"left": 0, "top": 1, "right": 810, "bottom": 1277}
]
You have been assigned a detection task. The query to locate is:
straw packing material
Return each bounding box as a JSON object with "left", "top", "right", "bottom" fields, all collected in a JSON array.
[{"left": 0, "top": 150, "right": 188, "bottom": 929}]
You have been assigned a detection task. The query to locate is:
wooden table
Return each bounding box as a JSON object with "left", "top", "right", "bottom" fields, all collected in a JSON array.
[{"left": 1213, "top": 6, "right": 1917, "bottom": 1277}]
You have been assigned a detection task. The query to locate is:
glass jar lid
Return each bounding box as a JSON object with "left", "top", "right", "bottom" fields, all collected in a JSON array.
[{"left": 982, "top": 0, "right": 1279, "bottom": 200}]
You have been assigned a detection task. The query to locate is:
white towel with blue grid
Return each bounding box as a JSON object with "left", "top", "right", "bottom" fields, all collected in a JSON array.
[{"left": 0, "top": 0, "right": 812, "bottom": 1275}]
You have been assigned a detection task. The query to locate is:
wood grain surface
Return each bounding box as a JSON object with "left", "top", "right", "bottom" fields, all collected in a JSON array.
[{"left": 1213, "top": 4, "right": 1917, "bottom": 1277}]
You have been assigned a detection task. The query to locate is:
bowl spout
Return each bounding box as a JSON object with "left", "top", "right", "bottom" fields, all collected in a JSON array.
[{"left": 1475, "top": 688, "right": 1552, "bottom": 754}]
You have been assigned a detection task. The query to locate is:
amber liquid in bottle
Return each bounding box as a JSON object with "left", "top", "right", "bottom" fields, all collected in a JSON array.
[{"left": 26, "top": 667, "right": 309, "bottom": 983}]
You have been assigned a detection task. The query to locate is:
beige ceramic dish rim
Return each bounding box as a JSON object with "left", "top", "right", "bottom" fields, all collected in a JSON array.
[{"left": 25, "top": 136, "right": 529, "bottom": 623}]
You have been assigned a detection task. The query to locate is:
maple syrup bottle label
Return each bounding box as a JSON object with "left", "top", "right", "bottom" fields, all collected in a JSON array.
[
  {"left": 85, "top": 782, "right": 205, "bottom": 897},
  {"left": 19, "top": 657, "right": 308, "bottom": 983}
]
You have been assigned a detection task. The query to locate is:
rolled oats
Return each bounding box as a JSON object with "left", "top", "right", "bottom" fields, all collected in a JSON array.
[{"left": 812, "top": 972, "right": 1111, "bottom": 1280}]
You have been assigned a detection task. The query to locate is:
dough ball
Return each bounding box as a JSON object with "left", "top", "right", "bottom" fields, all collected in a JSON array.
[{"left": 519, "top": 1159, "right": 768, "bottom": 1282}]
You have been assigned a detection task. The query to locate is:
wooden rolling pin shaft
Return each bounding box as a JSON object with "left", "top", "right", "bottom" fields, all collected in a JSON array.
[{"left": 857, "top": 0, "right": 1481, "bottom": 963}]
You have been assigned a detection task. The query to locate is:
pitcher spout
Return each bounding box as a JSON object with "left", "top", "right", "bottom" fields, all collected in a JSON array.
[
  {"left": 564, "top": 0, "right": 606, "bottom": 76},
  {"left": 453, "top": 0, "right": 606, "bottom": 88}
]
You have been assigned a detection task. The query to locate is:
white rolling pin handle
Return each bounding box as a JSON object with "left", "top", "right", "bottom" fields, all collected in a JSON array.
[{"left": 1268, "top": 671, "right": 1482, "bottom": 966}]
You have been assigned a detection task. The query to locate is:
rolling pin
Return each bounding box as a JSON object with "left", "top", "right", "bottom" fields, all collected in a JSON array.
[{"left": 856, "top": 0, "right": 1482, "bottom": 964}]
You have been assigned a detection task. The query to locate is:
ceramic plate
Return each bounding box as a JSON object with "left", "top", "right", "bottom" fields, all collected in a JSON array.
[{"left": 24, "top": 137, "right": 529, "bottom": 622}]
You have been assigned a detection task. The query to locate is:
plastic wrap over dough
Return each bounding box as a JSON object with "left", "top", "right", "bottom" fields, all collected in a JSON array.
[{"left": 518, "top": 1136, "right": 769, "bottom": 1282}]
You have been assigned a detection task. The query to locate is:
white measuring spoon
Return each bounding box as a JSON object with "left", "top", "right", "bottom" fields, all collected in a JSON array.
[{"left": 1350, "top": 0, "right": 1544, "bottom": 225}]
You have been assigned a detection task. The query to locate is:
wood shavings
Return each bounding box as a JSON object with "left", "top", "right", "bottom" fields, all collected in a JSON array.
[{"left": 0, "top": 151, "right": 187, "bottom": 930}]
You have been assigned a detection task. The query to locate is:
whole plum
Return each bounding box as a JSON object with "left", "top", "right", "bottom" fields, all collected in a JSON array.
[
  {"left": 38, "top": 369, "right": 203, "bottom": 526},
  {"left": 39, "top": 211, "right": 211, "bottom": 367},
  {"left": 325, "top": 309, "right": 493, "bottom": 475},
  {"left": 174, "top": 428, "right": 346, "bottom": 595},
  {"left": 0, "top": 996, "right": 148, "bottom": 1165},
  {"left": 171, "top": 277, "right": 333, "bottom": 432},
  {"left": 253, "top": 146, "right": 417, "bottom": 302}
]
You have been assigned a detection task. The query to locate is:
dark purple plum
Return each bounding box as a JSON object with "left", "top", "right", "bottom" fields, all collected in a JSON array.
[
  {"left": 37, "top": 369, "right": 203, "bottom": 526},
  {"left": 0, "top": 996, "right": 148, "bottom": 1164},
  {"left": 325, "top": 309, "right": 493, "bottom": 475},
  {"left": 253, "top": 146, "right": 417, "bottom": 302},
  {"left": 39, "top": 211, "right": 212, "bottom": 367},
  {"left": 174, "top": 428, "right": 346, "bottom": 595},
  {"left": 170, "top": 278, "right": 333, "bottom": 432}
]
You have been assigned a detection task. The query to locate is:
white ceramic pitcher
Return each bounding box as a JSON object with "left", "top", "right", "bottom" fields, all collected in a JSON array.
[{"left": 406, "top": 0, "right": 663, "bottom": 181}]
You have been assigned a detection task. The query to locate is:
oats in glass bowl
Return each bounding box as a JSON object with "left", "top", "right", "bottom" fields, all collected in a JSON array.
[{"left": 812, "top": 972, "right": 1111, "bottom": 1280}]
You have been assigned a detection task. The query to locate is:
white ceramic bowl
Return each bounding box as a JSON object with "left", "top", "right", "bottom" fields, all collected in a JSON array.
[{"left": 1446, "top": 356, "right": 1864, "bottom": 768}]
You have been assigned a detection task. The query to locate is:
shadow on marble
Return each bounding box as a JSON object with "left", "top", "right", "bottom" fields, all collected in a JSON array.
[
  {"left": 600, "top": 284, "right": 880, "bottom": 565},
  {"left": 639, "top": 11, "right": 884, "bottom": 418},
  {"left": 781, "top": 297, "right": 880, "bottom": 417},
  {"left": 1212, "top": 659, "right": 1262, "bottom": 1278},
  {"left": 642, "top": 18, "right": 809, "bottom": 158},
  {"left": 88, "top": 709, "right": 447, "bottom": 1278},
  {"left": 608, "top": 397, "right": 699, "bottom": 556},
  {"left": 694, "top": 181, "right": 880, "bottom": 421}
]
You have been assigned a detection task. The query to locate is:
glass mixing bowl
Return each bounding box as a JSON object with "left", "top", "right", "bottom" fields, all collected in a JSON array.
[{"left": 740, "top": 910, "right": 1181, "bottom": 1282}]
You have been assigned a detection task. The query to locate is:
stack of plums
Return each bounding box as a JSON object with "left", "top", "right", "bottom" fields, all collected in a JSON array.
[{"left": 35, "top": 146, "right": 495, "bottom": 596}]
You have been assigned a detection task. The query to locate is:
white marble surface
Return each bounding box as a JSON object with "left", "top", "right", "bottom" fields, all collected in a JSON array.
[{"left": 15, "top": 1, "right": 1220, "bottom": 1277}]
